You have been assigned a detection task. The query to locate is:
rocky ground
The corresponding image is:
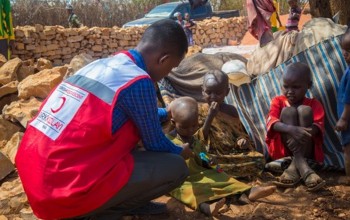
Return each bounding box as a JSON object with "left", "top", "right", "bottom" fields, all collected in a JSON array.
[{"left": 2, "top": 13, "right": 349, "bottom": 220}]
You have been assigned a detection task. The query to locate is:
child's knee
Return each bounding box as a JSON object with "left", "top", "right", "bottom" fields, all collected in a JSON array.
[
  {"left": 297, "top": 105, "right": 313, "bottom": 125},
  {"left": 297, "top": 105, "right": 312, "bottom": 117},
  {"left": 280, "top": 107, "right": 297, "bottom": 121}
]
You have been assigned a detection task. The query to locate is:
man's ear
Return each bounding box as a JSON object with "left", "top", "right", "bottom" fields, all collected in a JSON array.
[
  {"left": 159, "top": 54, "right": 170, "bottom": 64},
  {"left": 170, "top": 118, "right": 175, "bottom": 126}
]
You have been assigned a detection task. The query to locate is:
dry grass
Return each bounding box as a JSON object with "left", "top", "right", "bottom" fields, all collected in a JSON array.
[{"left": 12, "top": 0, "right": 164, "bottom": 28}]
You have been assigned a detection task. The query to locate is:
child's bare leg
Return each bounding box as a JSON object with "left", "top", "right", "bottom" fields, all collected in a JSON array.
[
  {"left": 247, "top": 185, "right": 276, "bottom": 201},
  {"left": 279, "top": 107, "right": 302, "bottom": 185},
  {"left": 296, "top": 106, "right": 325, "bottom": 190},
  {"left": 293, "top": 106, "right": 314, "bottom": 174},
  {"left": 344, "top": 144, "right": 350, "bottom": 176},
  {"left": 199, "top": 198, "right": 226, "bottom": 217}
]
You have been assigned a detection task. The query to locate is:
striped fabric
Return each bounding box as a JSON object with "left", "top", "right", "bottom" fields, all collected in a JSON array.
[{"left": 227, "top": 36, "right": 347, "bottom": 170}]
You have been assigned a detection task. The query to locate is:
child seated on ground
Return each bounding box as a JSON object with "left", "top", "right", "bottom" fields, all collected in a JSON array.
[
  {"left": 266, "top": 62, "right": 326, "bottom": 192},
  {"left": 335, "top": 28, "right": 350, "bottom": 180},
  {"left": 167, "top": 96, "right": 276, "bottom": 217},
  {"left": 197, "top": 70, "right": 265, "bottom": 178}
]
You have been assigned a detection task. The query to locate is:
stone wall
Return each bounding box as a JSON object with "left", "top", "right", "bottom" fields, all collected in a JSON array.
[{"left": 12, "top": 17, "right": 248, "bottom": 66}]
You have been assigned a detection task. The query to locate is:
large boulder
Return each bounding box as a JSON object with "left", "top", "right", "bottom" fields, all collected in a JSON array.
[
  {"left": 0, "top": 116, "right": 21, "bottom": 149},
  {"left": 0, "top": 58, "right": 21, "bottom": 86},
  {"left": 1, "top": 132, "right": 23, "bottom": 164},
  {"left": 0, "top": 81, "right": 18, "bottom": 99},
  {"left": 2, "top": 97, "right": 42, "bottom": 128},
  {"left": 17, "top": 66, "right": 67, "bottom": 99}
]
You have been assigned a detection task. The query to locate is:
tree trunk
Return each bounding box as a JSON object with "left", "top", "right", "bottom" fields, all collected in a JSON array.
[{"left": 309, "top": 0, "right": 350, "bottom": 25}]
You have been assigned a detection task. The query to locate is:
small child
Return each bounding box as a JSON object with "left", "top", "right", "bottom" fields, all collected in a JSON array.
[
  {"left": 183, "top": 13, "right": 196, "bottom": 46},
  {"left": 167, "top": 96, "right": 276, "bottom": 217},
  {"left": 266, "top": 62, "right": 326, "bottom": 191},
  {"left": 285, "top": 0, "right": 301, "bottom": 32},
  {"left": 198, "top": 70, "right": 265, "bottom": 178},
  {"left": 335, "top": 28, "right": 350, "bottom": 178}
]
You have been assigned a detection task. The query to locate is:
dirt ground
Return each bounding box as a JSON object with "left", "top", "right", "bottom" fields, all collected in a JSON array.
[{"left": 128, "top": 170, "right": 350, "bottom": 220}]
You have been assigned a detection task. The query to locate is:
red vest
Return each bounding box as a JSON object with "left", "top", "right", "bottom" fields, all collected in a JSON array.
[{"left": 15, "top": 52, "right": 149, "bottom": 219}]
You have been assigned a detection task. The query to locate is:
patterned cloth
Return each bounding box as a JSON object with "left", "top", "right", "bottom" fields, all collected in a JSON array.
[
  {"left": 227, "top": 36, "right": 347, "bottom": 170},
  {"left": 196, "top": 103, "right": 265, "bottom": 178},
  {"left": 246, "top": 0, "right": 275, "bottom": 40},
  {"left": 167, "top": 133, "right": 251, "bottom": 210},
  {"left": 0, "top": 0, "right": 14, "bottom": 59}
]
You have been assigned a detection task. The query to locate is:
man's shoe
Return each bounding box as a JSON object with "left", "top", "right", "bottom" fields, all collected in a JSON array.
[{"left": 126, "top": 201, "right": 168, "bottom": 215}]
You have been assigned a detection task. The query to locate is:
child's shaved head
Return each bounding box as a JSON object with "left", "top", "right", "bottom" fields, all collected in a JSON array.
[
  {"left": 284, "top": 62, "right": 312, "bottom": 86},
  {"left": 203, "top": 70, "right": 229, "bottom": 88},
  {"left": 171, "top": 97, "right": 198, "bottom": 122}
]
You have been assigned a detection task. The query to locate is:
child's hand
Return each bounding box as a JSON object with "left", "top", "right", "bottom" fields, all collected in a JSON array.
[
  {"left": 237, "top": 137, "right": 252, "bottom": 150},
  {"left": 180, "top": 143, "right": 194, "bottom": 159},
  {"left": 208, "top": 101, "right": 219, "bottom": 118},
  {"left": 289, "top": 126, "right": 312, "bottom": 144},
  {"left": 335, "top": 118, "right": 348, "bottom": 131}
]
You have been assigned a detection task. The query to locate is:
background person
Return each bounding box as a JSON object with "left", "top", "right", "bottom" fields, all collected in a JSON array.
[
  {"left": 66, "top": 4, "right": 83, "bottom": 28},
  {"left": 0, "top": 0, "right": 15, "bottom": 60}
]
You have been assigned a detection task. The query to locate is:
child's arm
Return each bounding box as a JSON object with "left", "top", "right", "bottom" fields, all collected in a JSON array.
[
  {"left": 272, "top": 122, "right": 312, "bottom": 143},
  {"left": 202, "top": 102, "right": 219, "bottom": 140},
  {"left": 335, "top": 104, "right": 350, "bottom": 131}
]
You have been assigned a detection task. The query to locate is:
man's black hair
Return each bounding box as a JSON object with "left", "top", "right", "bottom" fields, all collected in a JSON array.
[{"left": 140, "top": 19, "right": 188, "bottom": 57}]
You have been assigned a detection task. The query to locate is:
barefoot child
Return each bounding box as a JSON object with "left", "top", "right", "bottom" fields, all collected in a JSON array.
[
  {"left": 168, "top": 97, "right": 276, "bottom": 217},
  {"left": 198, "top": 70, "right": 265, "bottom": 178},
  {"left": 335, "top": 28, "right": 350, "bottom": 178},
  {"left": 266, "top": 62, "right": 326, "bottom": 191}
]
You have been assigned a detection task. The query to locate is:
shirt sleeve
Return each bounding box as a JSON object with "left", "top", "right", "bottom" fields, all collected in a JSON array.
[
  {"left": 118, "top": 78, "right": 183, "bottom": 154},
  {"left": 266, "top": 97, "right": 282, "bottom": 133},
  {"left": 158, "top": 108, "right": 168, "bottom": 122},
  {"left": 311, "top": 99, "right": 325, "bottom": 134}
]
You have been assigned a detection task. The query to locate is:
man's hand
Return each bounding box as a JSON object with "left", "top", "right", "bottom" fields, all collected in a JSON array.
[
  {"left": 208, "top": 101, "right": 219, "bottom": 118},
  {"left": 179, "top": 143, "right": 194, "bottom": 159}
]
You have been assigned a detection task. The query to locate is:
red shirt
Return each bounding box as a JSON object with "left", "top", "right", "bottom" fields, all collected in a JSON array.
[{"left": 266, "top": 95, "right": 325, "bottom": 163}]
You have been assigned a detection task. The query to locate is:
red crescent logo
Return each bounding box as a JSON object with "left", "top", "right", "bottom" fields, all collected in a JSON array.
[{"left": 51, "top": 97, "right": 66, "bottom": 113}]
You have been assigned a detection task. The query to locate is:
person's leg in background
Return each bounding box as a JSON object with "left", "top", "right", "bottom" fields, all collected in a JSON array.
[{"left": 0, "top": 39, "right": 9, "bottom": 59}]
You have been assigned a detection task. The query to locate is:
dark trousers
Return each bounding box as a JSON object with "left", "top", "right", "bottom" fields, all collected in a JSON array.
[
  {"left": 0, "top": 39, "right": 9, "bottom": 59},
  {"left": 75, "top": 151, "right": 188, "bottom": 220}
]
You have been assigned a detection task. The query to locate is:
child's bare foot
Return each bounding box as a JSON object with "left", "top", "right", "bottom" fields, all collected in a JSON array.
[
  {"left": 248, "top": 185, "right": 276, "bottom": 201},
  {"left": 199, "top": 198, "right": 226, "bottom": 217}
]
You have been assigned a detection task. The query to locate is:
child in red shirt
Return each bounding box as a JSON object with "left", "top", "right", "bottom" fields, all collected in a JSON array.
[{"left": 266, "top": 62, "right": 326, "bottom": 192}]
